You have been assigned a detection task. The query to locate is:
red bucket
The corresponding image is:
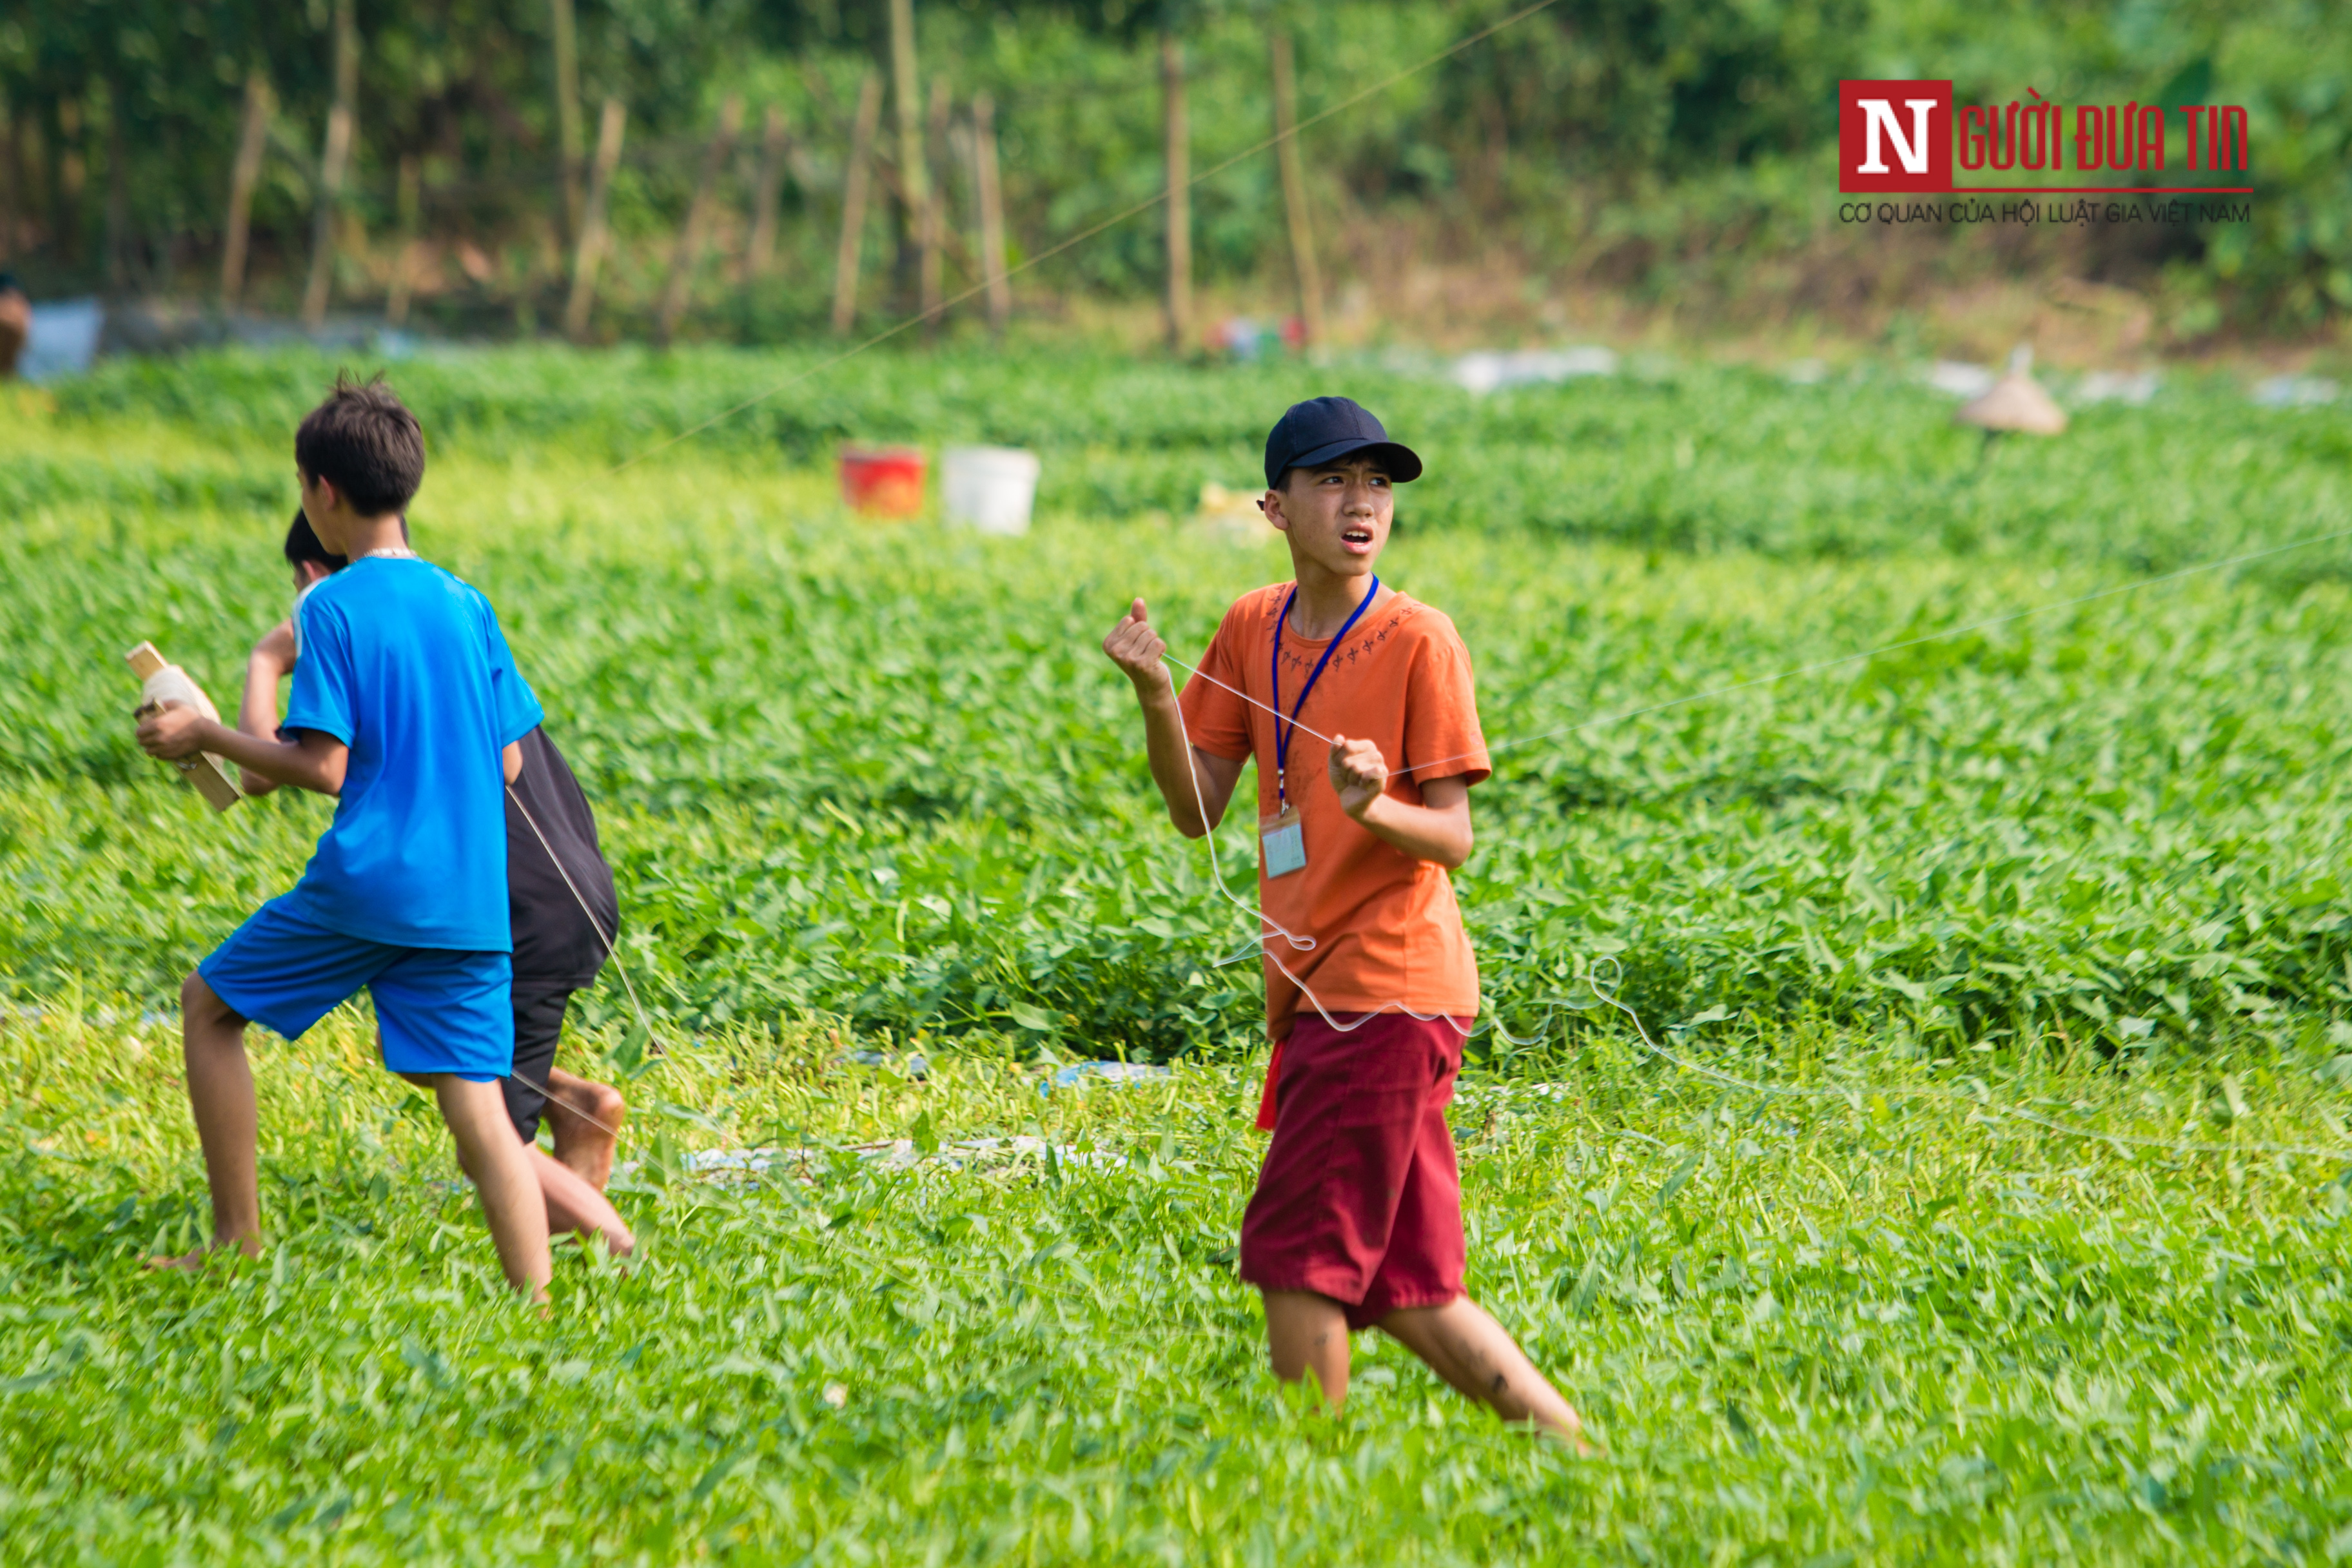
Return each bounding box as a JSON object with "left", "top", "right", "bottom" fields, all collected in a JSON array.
[{"left": 839, "top": 446, "right": 927, "bottom": 517}]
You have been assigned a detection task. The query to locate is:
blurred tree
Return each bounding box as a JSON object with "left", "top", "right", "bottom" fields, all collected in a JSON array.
[{"left": 0, "top": 0, "right": 2337, "bottom": 331}]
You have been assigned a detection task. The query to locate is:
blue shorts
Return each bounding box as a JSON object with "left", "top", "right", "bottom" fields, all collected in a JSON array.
[{"left": 198, "top": 897, "right": 514, "bottom": 1082}]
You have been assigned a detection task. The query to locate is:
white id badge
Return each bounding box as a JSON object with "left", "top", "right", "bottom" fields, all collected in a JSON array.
[{"left": 1259, "top": 805, "right": 1306, "bottom": 879}]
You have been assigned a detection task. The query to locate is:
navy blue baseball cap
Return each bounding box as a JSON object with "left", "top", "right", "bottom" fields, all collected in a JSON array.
[{"left": 1262, "top": 396, "right": 1423, "bottom": 490}]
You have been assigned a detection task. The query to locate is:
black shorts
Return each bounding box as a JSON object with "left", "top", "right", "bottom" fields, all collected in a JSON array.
[{"left": 502, "top": 984, "right": 578, "bottom": 1142}]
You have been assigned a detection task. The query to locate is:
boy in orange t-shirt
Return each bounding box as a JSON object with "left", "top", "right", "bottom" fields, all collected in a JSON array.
[{"left": 1104, "top": 397, "right": 1583, "bottom": 1442}]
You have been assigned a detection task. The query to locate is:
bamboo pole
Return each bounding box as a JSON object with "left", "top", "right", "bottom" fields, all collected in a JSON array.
[
  {"left": 652, "top": 94, "right": 741, "bottom": 348},
  {"left": 103, "top": 83, "right": 128, "bottom": 291},
  {"left": 970, "top": 92, "right": 1010, "bottom": 334},
  {"left": 300, "top": 0, "right": 358, "bottom": 330},
  {"left": 549, "top": 0, "right": 583, "bottom": 242},
  {"left": 745, "top": 103, "right": 791, "bottom": 280},
  {"left": 564, "top": 96, "right": 627, "bottom": 342},
  {"left": 53, "top": 99, "right": 84, "bottom": 271},
  {"left": 830, "top": 72, "right": 881, "bottom": 334},
  {"left": 0, "top": 101, "right": 23, "bottom": 264},
  {"left": 300, "top": 103, "right": 353, "bottom": 328},
  {"left": 887, "top": 0, "right": 930, "bottom": 318},
  {"left": 922, "top": 74, "right": 949, "bottom": 335},
  {"left": 14, "top": 112, "right": 39, "bottom": 262},
  {"left": 220, "top": 74, "right": 271, "bottom": 309},
  {"left": 870, "top": 150, "right": 982, "bottom": 279},
  {"left": 0, "top": 99, "right": 15, "bottom": 264},
  {"left": 1161, "top": 34, "right": 1191, "bottom": 355},
  {"left": 1269, "top": 32, "right": 1324, "bottom": 352},
  {"left": 385, "top": 155, "right": 420, "bottom": 326}
]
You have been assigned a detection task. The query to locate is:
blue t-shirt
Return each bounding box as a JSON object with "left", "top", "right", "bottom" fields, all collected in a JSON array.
[{"left": 280, "top": 556, "right": 544, "bottom": 951}]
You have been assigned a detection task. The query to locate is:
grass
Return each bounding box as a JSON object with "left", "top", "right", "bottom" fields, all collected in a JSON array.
[
  {"left": 3, "top": 346, "right": 2351, "bottom": 1562},
  {"left": 6, "top": 1003, "right": 2351, "bottom": 1563}
]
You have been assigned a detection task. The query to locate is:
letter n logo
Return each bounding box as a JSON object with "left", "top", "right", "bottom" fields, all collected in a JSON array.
[{"left": 1839, "top": 80, "right": 1953, "bottom": 193}]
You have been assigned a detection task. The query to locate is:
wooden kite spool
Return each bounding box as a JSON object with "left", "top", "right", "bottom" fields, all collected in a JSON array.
[{"left": 126, "top": 642, "right": 243, "bottom": 812}]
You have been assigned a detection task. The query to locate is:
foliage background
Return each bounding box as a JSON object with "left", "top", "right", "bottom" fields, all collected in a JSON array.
[
  {"left": 1, "top": 0, "right": 2346, "bottom": 339},
  {"left": 4, "top": 306, "right": 2352, "bottom": 1564},
  {"left": 5, "top": 345, "right": 2351, "bottom": 1061}
]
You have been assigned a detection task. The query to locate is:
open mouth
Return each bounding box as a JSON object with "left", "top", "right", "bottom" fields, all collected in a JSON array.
[{"left": 1342, "top": 526, "right": 1374, "bottom": 546}]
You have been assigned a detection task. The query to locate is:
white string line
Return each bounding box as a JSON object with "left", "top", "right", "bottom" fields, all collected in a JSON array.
[
  {"left": 1155, "top": 580, "right": 2352, "bottom": 1161},
  {"left": 531, "top": 540, "right": 2345, "bottom": 1156},
  {"left": 1570, "top": 959, "right": 2352, "bottom": 1162},
  {"left": 585, "top": 0, "right": 1567, "bottom": 485},
  {"left": 505, "top": 783, "right": 664, "bottom": 1072},
  {"left": 1164, "top": 670, "right": 1518, "bottom": 1045},
  {"left": 1163, "top": 520, "right": 2352, "bottom": 779},
  {"left": 506, "top": 1067, "right": 622, "bottom": 1141}
]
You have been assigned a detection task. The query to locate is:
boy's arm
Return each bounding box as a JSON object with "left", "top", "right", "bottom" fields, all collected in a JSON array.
[
  {"left": 1329, "top": 737, "right": 1473, "bottom": 869},
  {"left": 1103, "top": 598, "right": 1244, "bottom": 838},
  {"left": 233, "top": 622, "right": 299, "bottom": 796},
  {"left": 139, "top": 703, "right": 348, "bottom": 796}
]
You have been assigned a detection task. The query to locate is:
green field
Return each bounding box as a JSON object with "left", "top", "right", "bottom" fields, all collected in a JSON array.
[{"left": 5, "top": 348, "right": 2352, "bottom": 1563}]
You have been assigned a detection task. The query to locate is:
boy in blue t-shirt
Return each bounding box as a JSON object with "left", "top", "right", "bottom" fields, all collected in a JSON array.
[
  {"left": 137, "top": 375, "right": 554, "bottom": 1300},
  {"left": 249, "top": 512, "right": 634, "bottom": 1260}
]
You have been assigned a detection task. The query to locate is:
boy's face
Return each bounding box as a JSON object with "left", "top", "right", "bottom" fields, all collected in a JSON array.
[{"left": 1263, "top": 455, "right": 1394, "bottom": 578}]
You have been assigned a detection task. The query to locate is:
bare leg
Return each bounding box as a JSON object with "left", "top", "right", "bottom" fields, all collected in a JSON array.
[
  {"left": 543, "top": 1066, "right": 625, "bottom": 1190},
  {"left": 451, "top": 1132, "right": 636, "bottom": 1257},
  {"left": 1377, "top": 1295, "right": 1587, "bottom": 1447},
  {"left": 433, "top": 1075, "right": 552, "bottom": 1301},
  {"left": 1262, "top": 1289, "right": 1352, "bottom": 1407},
  {"left": 150, "top": 972, "right": 264, "bottom": 1269},
  {"left": 525, "top": 1144, "right": 634, "bottom": 1257}
]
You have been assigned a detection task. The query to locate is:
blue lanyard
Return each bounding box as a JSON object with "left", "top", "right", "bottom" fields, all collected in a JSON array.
[{"left": 1271, "top": 576, "right": 1379, "bottom": 808}]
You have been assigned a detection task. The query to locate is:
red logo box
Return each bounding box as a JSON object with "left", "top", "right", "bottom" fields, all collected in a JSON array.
[{"left": 1839, "top": 80, "right": 1953, "bottom": 193}]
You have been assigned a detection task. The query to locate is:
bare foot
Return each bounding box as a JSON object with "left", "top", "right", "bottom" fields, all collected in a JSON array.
[
  {"left": 144, "top": 1237, "right": 263, "bottom": 1273},
  {"left": 527, "top": 1144, "right": 636, "bottom": 1259},
  {"left": 547, "top": 1074, "right": 625, "bottom": 1190}
]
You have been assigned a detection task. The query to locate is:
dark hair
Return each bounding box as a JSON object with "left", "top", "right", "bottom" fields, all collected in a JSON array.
[
  {"left": 284, "top": 509, "right": 348, "bottom": 572},
  {"left": 294, "top": 372, "right": 425, "bottom": 516}
]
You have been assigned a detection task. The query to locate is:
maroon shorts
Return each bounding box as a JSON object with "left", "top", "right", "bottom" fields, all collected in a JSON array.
[{"left": 1238, "top": 1011, "right": 1468, "bottom": 1330}]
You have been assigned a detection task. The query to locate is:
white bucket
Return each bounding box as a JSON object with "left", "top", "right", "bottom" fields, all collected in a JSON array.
[
  {"left": 941, "top": 446, "right": 1041, "bottom": 536},
  {"left": 21, "top": 297, "right": 103, "bottom": 382}
]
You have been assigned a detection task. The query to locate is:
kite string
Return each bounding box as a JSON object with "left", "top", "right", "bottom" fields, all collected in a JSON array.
[
  {"left": 499, "top": 0, "right": 2352, "bottom": 1161},
  {"left": 501, "top": 519, "right": 2352, "bottom": 1163},
  {"left": 1153, "top": 597, "right": 2352, "bottom": 1163},
  {"left": 1567, "top": 957, "right": 2352, "bottom": 1162},
  {"left": 1162, "top": 516, "right": 2352, "bottom": 779},
  {"left": 587, "top": 0, "right": 1571, "bottom": 487},
  {"left": 502, "top": 784, "right": 665, "bottom": 1143},
  {"left": 1162, "top": 721, "right": 2352, "bottom": 1159},
  {"left": 1157, "top": 666, "right": 1611, "bottom": 1050}
]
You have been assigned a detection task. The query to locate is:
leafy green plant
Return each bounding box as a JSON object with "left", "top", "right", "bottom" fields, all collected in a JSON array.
[
  {"left": 5, "top": 344, "right": 2351, "bottom": 1562},
  {"left": 8, "top": 347, "right": 2351, "bottom": 1057}
]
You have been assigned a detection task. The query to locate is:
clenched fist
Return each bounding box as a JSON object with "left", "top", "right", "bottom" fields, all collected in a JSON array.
[
  {"left": 1102, "top": 597, "right": 1173, "bottom": 695},
  {"left": 1327, "top": 733, "right": 1388, "bottom": 819}
]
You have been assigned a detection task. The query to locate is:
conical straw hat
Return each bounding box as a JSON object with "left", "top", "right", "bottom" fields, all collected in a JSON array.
[{"left": 1956, "top": 347, "right": 2068, "bottom": 436}]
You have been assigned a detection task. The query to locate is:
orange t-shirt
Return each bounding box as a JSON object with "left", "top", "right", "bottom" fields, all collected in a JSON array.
[{"left": 1177, "top": 583, "right": 1491, "bottom": 1044}]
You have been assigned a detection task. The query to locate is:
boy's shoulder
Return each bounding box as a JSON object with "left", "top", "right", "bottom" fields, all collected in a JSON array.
[
  {"left": 1211, "top": 586, "right": 1469, "bottom": 676},
  {"left": 309, "top": 558, "right": 490, "bottom": 618},
  {"left": 1373, "top": 590, "right": 1453, "bottom": 642},
  {"left": 1224, "top": 583, "right": 1462, "bottom": 652},
  {"left": 1220, "top": 583, "right": 1291, "bottom": 631}
]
